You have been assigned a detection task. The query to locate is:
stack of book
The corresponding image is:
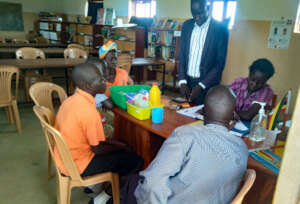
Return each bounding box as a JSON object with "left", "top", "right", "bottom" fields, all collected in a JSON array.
[
  {"left": 153, "top": 19, "right": 183, "bottom": 30},
  {"left": 249, "top": 149, "right": 282, "bottom": 175}
]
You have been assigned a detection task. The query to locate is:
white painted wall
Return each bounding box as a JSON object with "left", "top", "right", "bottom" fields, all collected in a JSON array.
[
  {"left": 60, "top": 0, "right": 86, "bottom": 15},
  {"left": 105, "top": 0, "right": 129, "bottom": 16}
]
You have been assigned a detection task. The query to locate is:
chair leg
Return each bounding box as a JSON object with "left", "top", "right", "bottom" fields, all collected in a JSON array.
[
  {"left": 5, "top": 107, "right": 14, "bottom": 124},
  {"left": 57, "top": 175, "right": 71, "bottom": 204},
  {"left": 47, "top": 149, "right": 52, "bottom": 180},
  {"left": 11, "top": 101, "right": 22, "bottom": 133},
  {"left": 111, "top": 173, "right": 120, "bottom": 204}
]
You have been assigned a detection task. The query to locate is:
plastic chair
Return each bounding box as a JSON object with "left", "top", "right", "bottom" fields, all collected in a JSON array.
[
  {"left": 117, "top": 53, "right": 133, "bottom": 74},
  {"left": 12, "top": 38, "right": 29, "bottom": 44},
  {"left": 33, "top": 105, "right": 120, "bottom": 204},
  {"left": 16, "top": 47, "right": 51, "bottom": 101},
  {"left": 35, "top": 36, "right": 50, "bottom": 44},
  {"left": 29, "top": 82, "right": 67, "bottom": 114},
  {"left": 29, "top": 82, "right": 67, "bottom": 180},
  {"left": 0, "top": 66, "right": 22, "bottom": 133},
  {"left": 67, "top": 43, "right": 86, "bottom": 50},
  {"left": 64, "top": 47, "right": 88, "bottom": 59},
  {"left": 231, "top": 169, "right": 256, "bottom": 204},
  {"left": 0, "top": 36, "right": 5, "bottom": 43}
]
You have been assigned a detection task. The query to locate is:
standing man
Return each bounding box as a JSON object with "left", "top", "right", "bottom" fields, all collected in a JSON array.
[{"left": 178, "top": 0, "right": 229, "bottom": 104}]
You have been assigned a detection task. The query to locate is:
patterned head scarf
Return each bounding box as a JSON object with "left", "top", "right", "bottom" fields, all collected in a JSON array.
[{"left": 99, "top": 40, "right": 118, "bottom": 59}]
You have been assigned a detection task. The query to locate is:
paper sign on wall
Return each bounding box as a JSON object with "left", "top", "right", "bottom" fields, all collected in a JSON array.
[{"left": 268, "top": 19, "right": 293, "bottom": 49}]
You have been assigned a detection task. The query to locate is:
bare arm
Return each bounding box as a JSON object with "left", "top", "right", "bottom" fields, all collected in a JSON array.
[{"left": 237, "top": 103, "right": 261, "bottom": 121}]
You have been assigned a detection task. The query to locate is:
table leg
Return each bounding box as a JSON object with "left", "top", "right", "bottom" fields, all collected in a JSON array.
[{"left": 162, "top": 64, "right": 166, "bottom": 95}]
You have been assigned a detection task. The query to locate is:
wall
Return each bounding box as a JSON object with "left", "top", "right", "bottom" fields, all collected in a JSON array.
[
  {"left": 60, "top": 0, "right": 86, "bottom": 15},
  {"left": 0, "top": 0, "right": 60, "bottom": 39}
]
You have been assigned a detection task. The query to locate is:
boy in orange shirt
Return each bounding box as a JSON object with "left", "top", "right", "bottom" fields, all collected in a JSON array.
[
  {"left": 54, "top": 62, "right": 143, "bottom": 203},
  {"left": 99, "top": 41, "right": 134, "bottom": 97}
]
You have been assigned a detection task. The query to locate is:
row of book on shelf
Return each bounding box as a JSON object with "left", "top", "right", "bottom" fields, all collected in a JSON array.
[
  {"left": 148, "top": 31, "right": 177, "bottom": 46},
  {"left": 148, "top": 45, "right": 176, "bottom": 61},
  {"left": 152, "top": 19, "right": 183, "bottom": 30}
]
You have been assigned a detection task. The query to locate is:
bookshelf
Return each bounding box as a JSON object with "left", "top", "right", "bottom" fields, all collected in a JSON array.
[
  {"left": 101, "top": 26, "right": 145, "bottom": 58},
  {"left": 147, "top": 27, "right": 181, "bottom": 89}
]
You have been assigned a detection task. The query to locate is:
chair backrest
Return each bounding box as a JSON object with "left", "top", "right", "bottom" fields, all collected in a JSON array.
[
  {"left": 12, "top": 38, "right": 29, "bottom": 44},
  {"left": 29, "top": 82, "right": 67, "bottom": 114},
  {"left": 231, "top": 169, "right": 256, "bottom": 204},
  {"left": 0, "top": 36, "right": 5, "bottom": 43},
  {"left": 0, "top": 66, "right": 19, "bottom": 103},
  {"left": 35, "top": 36, "right": 50, "bottom": 44},
  {"left": 33, "top": 105, "right": 83, "bottom": 181},
  {"left": 16, "top": 47, "right": 45, "bottom": 59},
  {"left": 117, "top": 53, "right": 133, "bottom": 74},
  {"left": 67, "top": 43, "right": 85, "bottom": 50},
  {"left": 64, "top": 48, "right": 88, "bottom": 59}
]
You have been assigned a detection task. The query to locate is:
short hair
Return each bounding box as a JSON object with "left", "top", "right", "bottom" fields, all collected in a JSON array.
[
  {"left": 249, "top": 58, "right": 275, "bottom": 79},
  {"left": 72, "top": 63, "right": 100, "bottom": 89}
]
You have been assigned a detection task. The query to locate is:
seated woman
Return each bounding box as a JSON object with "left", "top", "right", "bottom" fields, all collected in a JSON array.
[
  {"left": 229, "top": 58, "right": 275, "bottom": 121},
  {"left": 99, "top": 41, "right": 134, "bottom": 97}
]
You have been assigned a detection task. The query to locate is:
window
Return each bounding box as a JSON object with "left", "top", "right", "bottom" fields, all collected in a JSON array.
[
  {"left": 210, "top": 0, "right": 237, "bottom": 29},
  {"left": 130, "top": 0, "right": 156, "bottom": 18},
  {"left": 294, "top": 1, "right": 300, "bottom": 33}
]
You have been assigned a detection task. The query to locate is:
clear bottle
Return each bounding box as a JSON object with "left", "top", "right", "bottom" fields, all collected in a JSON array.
[
  {"left": 249, "top": 102, "right": 267, "bottom": 142},
  {"left": 149, "top": 82, "right": 161, "bottom": 107}
]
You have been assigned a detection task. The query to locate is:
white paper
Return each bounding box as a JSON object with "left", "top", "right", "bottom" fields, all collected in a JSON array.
[
  {"left": 176, "top": 105, "right": 204, "bottom": 120},
  {"left": 95, "top": 94, "right": 108, "bottom": 108},
  {"left": 39, "top": 22, "right": 49, "bottom": 30},
  {"left": 56, "top": 23, "right": 61, "bottom": 32},
  {"left": 268, "top": 19, "right": 293, "bottom": 49},
  {"left": 234, "top": 121, "right": 248, "bottom": 131},
  {"left": 50, "top": 32, "right": 57, "bottom": 40}
]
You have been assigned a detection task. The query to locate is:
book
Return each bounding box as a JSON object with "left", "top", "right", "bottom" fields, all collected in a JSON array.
[{"left": 249, "top": 149, "right": 282, "bottom": 175}]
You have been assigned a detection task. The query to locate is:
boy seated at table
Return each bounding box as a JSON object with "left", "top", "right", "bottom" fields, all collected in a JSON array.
[
  {"left": 54, "top": 62, "right": 143, "bottom": 204},
  {"left": 229, "top": 58, "right": 275, "bottom": 121},
  {"left": 99, "top": 41, "right": 134, "bottom": 97}
]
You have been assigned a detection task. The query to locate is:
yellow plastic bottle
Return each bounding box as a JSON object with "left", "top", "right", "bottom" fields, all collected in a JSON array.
[{"left": 150, "top": 82, "right": 161, "bottom": 107}]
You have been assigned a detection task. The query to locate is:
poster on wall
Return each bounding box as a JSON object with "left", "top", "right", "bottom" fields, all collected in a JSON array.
[{"left": 268, "top": 19, "right": 293, "bottom": 49}]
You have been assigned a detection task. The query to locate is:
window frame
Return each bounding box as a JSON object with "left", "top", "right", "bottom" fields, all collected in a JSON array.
[
  {"left": 209, "top": 0, "right": 237, "bottom": 29},
  {"left": 130, "top": 0, "right": 157, "bottom": 18}
]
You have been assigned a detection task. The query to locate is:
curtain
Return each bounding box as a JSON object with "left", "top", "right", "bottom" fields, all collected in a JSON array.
[{"left": 88, "top": 1, "right": 103, "bottom": 24}]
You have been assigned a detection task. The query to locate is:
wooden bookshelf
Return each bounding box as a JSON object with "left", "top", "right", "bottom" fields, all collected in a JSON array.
[
  {"left": 147, "top": 27, "right": 181, "bottom": 89},
  {"left": 102, "top": 26, "right": 145, "bottom": 58}
]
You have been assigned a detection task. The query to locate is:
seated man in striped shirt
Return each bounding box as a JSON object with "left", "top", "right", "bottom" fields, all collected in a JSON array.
[{"left": 123, "top": 85, "right": 248, "bottom": 204}]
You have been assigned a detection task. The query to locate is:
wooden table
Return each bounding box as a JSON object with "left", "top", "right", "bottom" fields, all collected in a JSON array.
[
  {"left": 113, "top": 107, "right": 277, "bottom": 204},
  {"left": 131, "top": 58, "right": 166, "bottom": 94},
  {"left": 0, "top": 43, "right": 67, "bottom": 48},
  {"left": 0, "top": 58, "right": 86, "bottom": 94},
  {"left": 0, "top": 47, "right": 98, "bottom": 59}
]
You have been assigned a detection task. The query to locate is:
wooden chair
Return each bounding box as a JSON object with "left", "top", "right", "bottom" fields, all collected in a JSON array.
[
  {"left": 29, "top": 82, "right": 67, "bottom": 180},
  {"left": 16, "top": 47, "right": 51, "bottom": 101},
  {"left": 117, "top": 53, "right": 133, "bottom": 74},
  {"left": 231, "top": 169, "right": 256, "bottom": 204},
  {"left": 12, "top": 38, "right": 29, "bottom": 44},
  {"left": 35, "top": 36, "right": 50, "bottom": 44},
  {"left": 33, "top": 105, "right": 120, "bottom": 204},
  {"left": 67, "top": 43, "right": 86, "bottom": 50},
  {"left": 64, "top": 47, "right": 88, "bottom": 59},
  {"left": 0, "top": 66, "right": 22, "bottom": 133}
]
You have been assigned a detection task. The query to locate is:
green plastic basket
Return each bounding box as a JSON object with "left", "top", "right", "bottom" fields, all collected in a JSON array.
[{"left": 110, "top": 85, "right": 151, "bottom": 110}]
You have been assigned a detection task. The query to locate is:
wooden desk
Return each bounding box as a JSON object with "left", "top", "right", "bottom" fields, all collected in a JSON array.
[
  {"left": 131, "top": 58, "right": 166, "bottom": 93},
  {"left": 113, "top": 107, "right": 277, "bottom": 204},
  {"left": 0, "top": 43, "right": 67, "bottom": 48},
  {"left": 0, "top": 58, "right": 86, "bottom": 94}
]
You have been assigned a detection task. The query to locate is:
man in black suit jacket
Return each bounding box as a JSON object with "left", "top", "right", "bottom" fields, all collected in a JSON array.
[{"left": 178, "top": 0, "right": 229, "bottom": 105}]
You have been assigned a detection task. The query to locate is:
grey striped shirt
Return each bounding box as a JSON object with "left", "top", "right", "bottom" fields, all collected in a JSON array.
[{"left": 135, "top": 123, "right": 248, "bottom": 204}]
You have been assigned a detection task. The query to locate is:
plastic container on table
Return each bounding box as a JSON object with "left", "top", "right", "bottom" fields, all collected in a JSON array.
[
  {"left": 110, "top": 85, "right": 150, "bottom": 110},
  {"left": 126, "top": 102, "right": 151, "bottom": 120},
  {"left": 150, "top": 82, "right": 161, "bottom": 107}
]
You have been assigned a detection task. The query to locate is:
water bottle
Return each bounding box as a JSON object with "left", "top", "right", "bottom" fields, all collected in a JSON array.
[{"left": 249, "top": 101, "right": 267, "bottom": 142}]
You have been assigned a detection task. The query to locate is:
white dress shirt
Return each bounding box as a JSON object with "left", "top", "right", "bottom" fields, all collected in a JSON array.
[{"left": 179, "top": 18, "right": 211, "bottom": 89}]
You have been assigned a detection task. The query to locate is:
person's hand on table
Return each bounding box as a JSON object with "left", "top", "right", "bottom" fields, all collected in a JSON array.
[
  {"left": 180, "top": 83, "right": 191, "bottom": 100},
  {"left": 189, "top": 85, "right": 202, "bottom": 102}
]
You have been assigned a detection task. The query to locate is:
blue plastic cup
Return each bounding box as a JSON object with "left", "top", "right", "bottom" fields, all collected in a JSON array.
[{"left": 152, "top": 107, "right": 164, "bottom": 123}]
